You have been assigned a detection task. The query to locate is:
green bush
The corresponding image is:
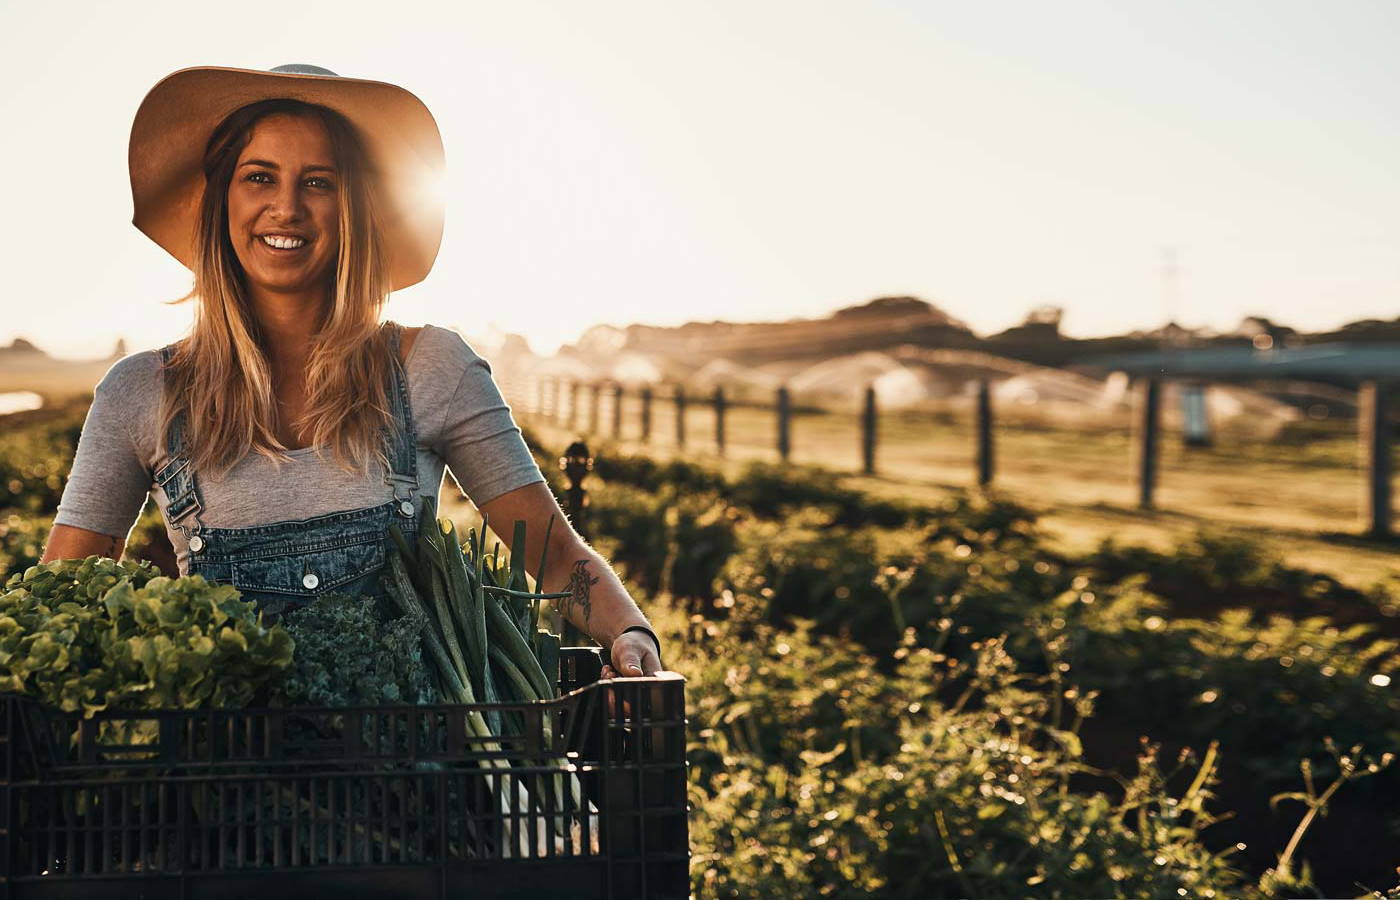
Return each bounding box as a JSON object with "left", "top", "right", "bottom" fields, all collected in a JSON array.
[
  {"left": 655, "top": 602, "right": 1256, "bottom": 899},
  {"left": 587, "top": 483, "right": 739, "bottom": 604},
  {"left": 0, "top": 415, "right": 80, "bottom": 516},
  {"left": 0, "top": 511, "right": 50, "bottom": 579},
  {"left": 1083, "top": 530, "right": 1394, "bottom": 624}
]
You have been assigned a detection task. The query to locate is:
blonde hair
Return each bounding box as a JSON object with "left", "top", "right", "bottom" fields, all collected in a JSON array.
[{"left": 160, "top": 99, "right": 396, "bottom": 478}]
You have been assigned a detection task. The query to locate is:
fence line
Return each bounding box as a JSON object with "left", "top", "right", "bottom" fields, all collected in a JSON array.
[{"left": 507, "top": 375, "right": 1396, "bottom": 539}]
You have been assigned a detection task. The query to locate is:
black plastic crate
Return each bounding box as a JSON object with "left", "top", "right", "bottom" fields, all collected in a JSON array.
[{"left": 0, "top": 649, "right": 688, "bottom": 899}]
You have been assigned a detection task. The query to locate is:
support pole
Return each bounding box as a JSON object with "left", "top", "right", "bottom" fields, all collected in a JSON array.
[
  {"left": 567, "top": 380, "right": 579, "bottom": 430},
  {"left": 640, "top": 385, "right": 653, "bottom": 443},
  {"left": 1138, "top": 377, "right": 1161, "bottom": 509},
  {"left": 612, "top": 383, "right": 624, "bottom": 440},
  {"left": 714, "top": 386, "right": 727, "bottom": 455},
  {"left": 675, "top": 385, "right": 687, "bottom": 449},
  {"left": 776, "top": 386, "right": 791, "bottom": 463},
  {"left": 588, "top": 382, "right": 601, "bottom": 435},
  {"left": 861, "top": 385, "right": 877, "bottom": 475},
  {"left": 1361, "top": 380, "right": 1394, "bottom": 539},
  {"left": 976, "top": 379, "right": 994, "bottom": 487}
]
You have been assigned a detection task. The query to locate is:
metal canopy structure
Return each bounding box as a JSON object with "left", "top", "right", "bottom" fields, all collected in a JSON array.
[{"left": 1078, "top": 342, "right": 1400, "bottom": 380}]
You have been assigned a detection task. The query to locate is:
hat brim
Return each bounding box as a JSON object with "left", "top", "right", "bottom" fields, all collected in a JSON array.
[{"left": 129, "top": 66, "right": 445, "bottom": 292}]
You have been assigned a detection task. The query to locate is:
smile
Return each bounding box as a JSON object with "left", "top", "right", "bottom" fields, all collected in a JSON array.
[{"left": 260, "top": 234, "right": 308, "bottom": 250}]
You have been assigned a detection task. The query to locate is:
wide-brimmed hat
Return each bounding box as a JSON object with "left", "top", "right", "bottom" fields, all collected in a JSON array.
[{"left": 129, "top": 64, "right": 445, "bottom": 292}]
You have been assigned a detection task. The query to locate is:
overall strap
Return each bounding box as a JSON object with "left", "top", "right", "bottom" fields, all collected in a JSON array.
[
  {"left": 154, "top": 344, "right": 207, "bottom": 540},
  {"left": 383, "top": 323, "right": 420, "bottom": 518}
]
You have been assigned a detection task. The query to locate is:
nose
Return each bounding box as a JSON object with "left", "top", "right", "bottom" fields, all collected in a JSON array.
[{"left": 267, "top": 178, "right": 306, "bottom": 223}]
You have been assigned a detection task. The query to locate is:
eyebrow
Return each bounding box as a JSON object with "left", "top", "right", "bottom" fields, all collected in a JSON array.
[{"left": 238, "top": 159, "right": 338, "bottom": 174}]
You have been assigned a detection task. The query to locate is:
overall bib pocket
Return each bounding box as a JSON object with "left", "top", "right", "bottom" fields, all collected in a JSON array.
[{"left": 229, "top": 535, "right": 387, "bottom": 596}]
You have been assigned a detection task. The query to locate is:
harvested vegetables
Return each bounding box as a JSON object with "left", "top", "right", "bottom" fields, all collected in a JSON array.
[
  {"left": 273, "top": 591, "right": 433, "bottom": 708},
  {"left": 384, "top": 498, "right": 590, "bottom": 854},
  {"left": 0, "top": 556, "right": 294, "bottom": 715}
]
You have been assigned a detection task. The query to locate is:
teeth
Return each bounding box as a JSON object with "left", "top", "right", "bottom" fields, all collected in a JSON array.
[{"left": 261, "top": 235, "right": 306, "bottom": 249}]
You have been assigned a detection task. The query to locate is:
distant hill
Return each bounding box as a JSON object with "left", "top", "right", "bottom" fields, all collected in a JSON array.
[
  {"left": 560, "top": 297, "right": 1400, "bottom": 374},
  {"left": 0, "top": 338, "right": 47, "bottom": 357},
  {"left": 0, "top": 336, "right": 128, "bottom": 399},
  {"left": 571, "top": 296, "right": 979, "bottom": 369}
]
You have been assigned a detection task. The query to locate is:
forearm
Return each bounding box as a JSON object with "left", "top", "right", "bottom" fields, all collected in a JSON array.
[{"left": 536, "top": 532, "right": 650, "bottom": 646}]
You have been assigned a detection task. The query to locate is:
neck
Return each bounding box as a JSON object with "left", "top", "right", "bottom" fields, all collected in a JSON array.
[{"left": 247, "top": 284, "right": 329, "bottom": 372}]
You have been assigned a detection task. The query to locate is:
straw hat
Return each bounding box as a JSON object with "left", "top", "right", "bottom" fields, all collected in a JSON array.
[{"left": 128, "top": 64, "right": 446, "bottom": 291}]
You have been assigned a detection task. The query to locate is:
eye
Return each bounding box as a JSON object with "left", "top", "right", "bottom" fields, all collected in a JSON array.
[
  {"left": 244, "top": 171, "right": 274, "bottom": 184},
  {"left": 305, "top": 176, "right": 335, "bottom": 191}
]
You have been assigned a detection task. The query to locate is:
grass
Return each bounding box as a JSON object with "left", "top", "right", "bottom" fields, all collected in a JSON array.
[{"left": 520, "top": 394, "right": 1400, "bottom": 593}]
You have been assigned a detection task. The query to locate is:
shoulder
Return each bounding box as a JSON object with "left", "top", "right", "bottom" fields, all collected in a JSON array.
[
  {"left": 95, "top": 349, "right": 163, "bottom": 398},
  {"left": 401, "top": 325, "right": 505, "bottom": 438},
  {"left": 86, "top": 350, "right": 162, "bottom": 451},
  {"left": 406, "top": 323, "right": 489, "bottom": 376}
]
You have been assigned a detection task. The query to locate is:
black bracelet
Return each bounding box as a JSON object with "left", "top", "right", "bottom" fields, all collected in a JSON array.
[{"left": 618, "top": 624, "right": 664, "bottom": 666}]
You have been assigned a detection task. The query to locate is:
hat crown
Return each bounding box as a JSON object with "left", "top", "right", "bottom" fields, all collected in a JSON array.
[{"left": 269, "top": 63, "right": 339, "bottom": 77}]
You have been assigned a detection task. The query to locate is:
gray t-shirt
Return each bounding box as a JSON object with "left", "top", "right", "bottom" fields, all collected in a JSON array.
[{"left": 53, "top": 323, "right": 545, "bottom": 573}]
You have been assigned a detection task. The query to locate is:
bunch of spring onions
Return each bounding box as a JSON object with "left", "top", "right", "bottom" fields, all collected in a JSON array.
[{"left": 384, "top": 497, "right": 594, "bottom": 856}]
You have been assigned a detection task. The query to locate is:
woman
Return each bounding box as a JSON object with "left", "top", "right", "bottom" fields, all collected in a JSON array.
[{"left": 43, "top": 64, "right": 662, "bottom": 679}]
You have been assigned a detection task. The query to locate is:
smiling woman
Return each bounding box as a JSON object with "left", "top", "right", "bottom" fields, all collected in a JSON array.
[{"left": 42, "top": 64, "right": 664, "bottom": 677}]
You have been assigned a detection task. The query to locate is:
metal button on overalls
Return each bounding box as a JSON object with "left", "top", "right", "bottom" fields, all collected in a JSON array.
[
  {"left": 302, "top": 573, "right": 320, "bottom": 590},
  {"left": 188, "top": 535, "right": 205, "bottom": 553}
]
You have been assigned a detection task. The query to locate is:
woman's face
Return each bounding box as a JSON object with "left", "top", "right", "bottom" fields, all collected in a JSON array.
[{"left": 226, "top": 113, "right": 341, "bottom": 299}]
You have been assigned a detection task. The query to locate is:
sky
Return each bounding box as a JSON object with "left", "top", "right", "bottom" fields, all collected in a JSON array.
[{"left": 0, "top": 0, "right": 1396, "bottom": 359}]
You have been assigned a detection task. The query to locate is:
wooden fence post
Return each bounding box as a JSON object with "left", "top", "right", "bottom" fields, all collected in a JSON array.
[
  {"left": 976, "top": 379, "right": 994, "bottom": 486},
  {"left": 861, "top": 385, "right": 877, "bottom": 475},
  {"left": 640, "top": 385, "right": 653, "bottom": 443},
  {"left": 534, "top": 378, "right": 545, "bottom": 418},
  {"left": 560, "top": 440, "right": 594, "bottom": 646},
  {"left": 714, "top": 386, "right": 727, "bottom": 455},
  {"left": 776, "top": 386, "right": 791, "bottom": 462},
  {"left": 542, "top": 378, "right": 556, "bottom": 422},
  {"left": 1361, "top": 380, "right": 1394, "bottom": 539},
  {"left": 612, "top": 383, "right": 624, "bottom": 440},
  {"left": 1137, "top": 377, "right": 1161, "bottom": 509},
  {"left": 588, "top": 382, "right": 601, "bottom": 435},
  {"left": 567, "top": 380, "right": 579, "bottom": 430},
  {"left": 675, "top": 385, "right": 687, "bottom": 448}
]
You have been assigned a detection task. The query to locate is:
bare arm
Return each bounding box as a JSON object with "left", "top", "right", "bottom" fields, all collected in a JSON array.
[
  {"left": 477, "top": 482, "right": 662, "bottom": 676},
  {"left": 41, "top": 523, "right": 126, "bottom": 564}
]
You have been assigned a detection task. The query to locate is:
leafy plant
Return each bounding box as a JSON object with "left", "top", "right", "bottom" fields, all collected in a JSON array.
[
  {"left": 272, "top": 591, "right": 433, "bottom": 708},
  {"left": 0, "top": 556, "right": 294, "bottom": 714}
]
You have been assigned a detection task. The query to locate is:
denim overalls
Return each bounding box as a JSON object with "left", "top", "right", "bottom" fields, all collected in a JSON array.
[{"left": 153, "top": 325, "right": 421, "bottom": 620}]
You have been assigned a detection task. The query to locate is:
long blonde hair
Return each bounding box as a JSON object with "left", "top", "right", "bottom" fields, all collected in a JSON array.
[{"left": 160, "top": 98, "right": 396, "bottom": 478}]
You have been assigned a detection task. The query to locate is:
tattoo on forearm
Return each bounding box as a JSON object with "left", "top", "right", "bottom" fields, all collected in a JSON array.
[{"left": 561, "top": 559, "right": 599, "bottom": 624}]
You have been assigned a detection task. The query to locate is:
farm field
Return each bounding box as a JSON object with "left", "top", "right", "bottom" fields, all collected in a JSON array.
[
  {"left": 520, "top": 396, "right": 1400, "bottom": 595},
  {"left": 5, "top": 394, "right": 1400, "bottom": 897}
]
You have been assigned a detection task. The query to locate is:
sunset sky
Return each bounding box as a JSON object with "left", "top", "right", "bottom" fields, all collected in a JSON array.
[{"left": 1, "top": 0, "right": 1396, "bottom": 359}]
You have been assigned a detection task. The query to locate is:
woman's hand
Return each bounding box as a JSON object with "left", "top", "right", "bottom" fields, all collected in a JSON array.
[{"left": 601, "top": 629, "right": 664, "bottom": 679}]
